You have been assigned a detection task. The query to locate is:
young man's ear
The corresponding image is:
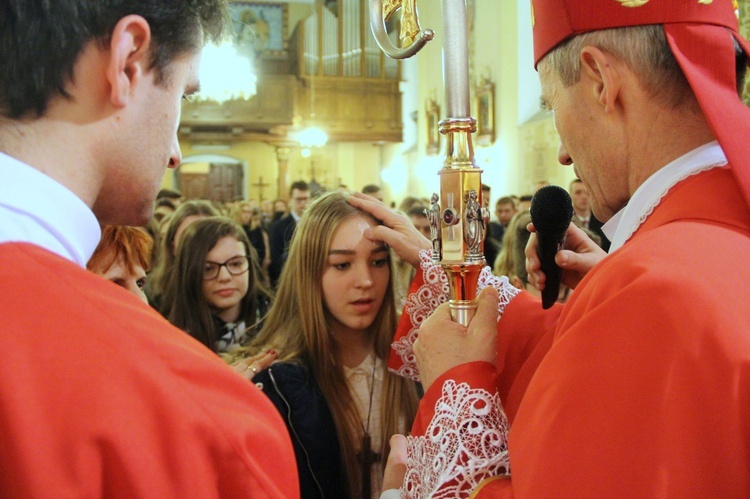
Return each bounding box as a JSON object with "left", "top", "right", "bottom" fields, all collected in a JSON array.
[
  {"left": 579, "top": 46, "right": 621, "bottom": 114},
  {"left": 106, "top": 15, "right": 152, "bottom": 107}
]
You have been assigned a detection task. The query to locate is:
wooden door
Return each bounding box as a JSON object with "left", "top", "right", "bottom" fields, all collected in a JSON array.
[
  {"left": 209, "top": 163, "right": 243, "bottom": 202},
  {"left": 180, "top": 173, "right": 210, "bottom": 200}
]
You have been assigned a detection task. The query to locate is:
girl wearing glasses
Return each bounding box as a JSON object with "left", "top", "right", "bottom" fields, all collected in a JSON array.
[
  {"left": 168, "top": 217, "right": 272, "bottom": 355},
  {"left": 248, "top": 192, "right": 419, "bottom": 498}
]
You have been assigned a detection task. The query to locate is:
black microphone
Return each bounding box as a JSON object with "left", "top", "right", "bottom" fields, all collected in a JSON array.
[{"left": 529, "top": 185, "right": 574, "bottom": 309}]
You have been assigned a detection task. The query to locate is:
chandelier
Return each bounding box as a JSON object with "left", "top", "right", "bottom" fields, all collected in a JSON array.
[
  {"left": 297, "top": 122, "right": 328, "bottom": 149},
  {"left": 196, "top": 42, "right": 257, "bottom": 104},
  {"left": 296, "top": 67, "right": 328, "bottom": 155}
]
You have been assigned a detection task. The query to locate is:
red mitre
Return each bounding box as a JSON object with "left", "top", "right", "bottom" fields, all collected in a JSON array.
[{"left": 531, "top": 0, "right": 750, "bottom": 209}]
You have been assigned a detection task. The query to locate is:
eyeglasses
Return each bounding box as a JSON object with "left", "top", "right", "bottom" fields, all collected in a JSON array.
[{"left": 203, "top": 256, "right": 250, "bottom": 280}]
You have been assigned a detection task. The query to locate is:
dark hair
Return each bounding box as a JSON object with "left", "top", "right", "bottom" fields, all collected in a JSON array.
[
  {"left": 361, "top": 184, "right": 381, "bottom": 195},
  {"left": 155, "top": 198, "right": 177, "bottom": 210},
  {"left": 288, "top": 181, "right": 309, "bottom": 195},
  {"left": 397, "top": 196, "right": 426, "bottom": 213},
  {"left": 407, "top": 206, "right": 427, "bottom": 219},
  {"left": 157, "top": 188, "right": 183, "bottom": 200},
  {"left": 148, "top": 200, "right": 220, "bottom": 314},
  {"left": 169, "top": 217, "right": 272, "bottom": 351},
  {"left": 496, "top": 196, "right": 516, "bottom": 209},
  {"left": 0, "top": 0, "right": 231, "bottom": 118}
]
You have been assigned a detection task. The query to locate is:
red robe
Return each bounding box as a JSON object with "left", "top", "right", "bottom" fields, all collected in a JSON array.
[
  {"left": 0, "top": 243, "right": 299, "bottom": 497},
  {"left": 405, "top": 168, "right": 750, "bottom": 497}
]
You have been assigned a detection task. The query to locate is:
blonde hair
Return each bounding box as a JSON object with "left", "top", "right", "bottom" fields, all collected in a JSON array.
[
  {"left": 494, "top": 210, "right": 532, "bottom": 286},
  {"left": 251, "top": 191, "right": 418, "bottom": 497},
  {"left": 229, "top": 201, "right": 254, "bottom": 226}
]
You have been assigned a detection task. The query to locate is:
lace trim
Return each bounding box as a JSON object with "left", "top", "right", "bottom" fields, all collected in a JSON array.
[
  {"left": 610, "top": 161, "right": 728, "bottom": 252},
  {"left": 401, "top": 381, "right": 510, "bottom": 498},
  {"left": 390, "top": 250, "right": 520, "bottom": 382}
]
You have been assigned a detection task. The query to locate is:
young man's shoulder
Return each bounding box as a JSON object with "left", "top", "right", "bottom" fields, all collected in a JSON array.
[{"left": 0, "top": 242, "right": 299, "bottom": 498}]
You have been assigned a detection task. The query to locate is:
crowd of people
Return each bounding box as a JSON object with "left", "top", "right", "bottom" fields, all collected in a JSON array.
[
  {"left": 3, "top": 0, "right": 750, "bottom": 497},
  {"left": 75, "top": 180, "right": 425, "bottom": 497}
]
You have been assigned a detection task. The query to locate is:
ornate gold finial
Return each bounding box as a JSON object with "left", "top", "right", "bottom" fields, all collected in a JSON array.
[
  {"left": 383, "top": 0, "right": 420, "bottom": 46},
  {"left": 370, "top": 0, "right": 433, "bottom": 59},
  {"left": 530, "top": 0, "right": 535, "bottom": 28},
  {"left": 616, "top": 0, "right": 649, "bottom": 7}
]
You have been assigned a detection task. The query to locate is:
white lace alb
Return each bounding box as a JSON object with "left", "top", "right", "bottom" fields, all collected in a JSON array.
[
  {"left": 401, "top": 380, "right": 510, "bottom": 498},
  {"left": 386, "top": 251, "right": 516, "bottom": 497},
  {"left": 390, "top": 250, "right": 520, "bottom": 382}
]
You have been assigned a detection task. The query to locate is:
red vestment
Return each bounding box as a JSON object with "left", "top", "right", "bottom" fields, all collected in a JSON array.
[
  {"left": 0, "top": 244, "right": 299, "bottom": 497},
  {"left": 404, "top": 168, "right": 750, "bottom": 497}
]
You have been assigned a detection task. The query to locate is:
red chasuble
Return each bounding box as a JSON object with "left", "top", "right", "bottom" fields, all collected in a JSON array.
[
  {"left": 407, "top": 168, "right": 750, "bottom": 497},
  {"left": 0, "top": 244, "right": 299, "bottom": 498}
]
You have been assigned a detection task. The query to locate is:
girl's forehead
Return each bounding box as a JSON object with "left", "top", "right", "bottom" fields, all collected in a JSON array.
[{"left": 329, "top": 215, "right": 379, "bottom": 249}]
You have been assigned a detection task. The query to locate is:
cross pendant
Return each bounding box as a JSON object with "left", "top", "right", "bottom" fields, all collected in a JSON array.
[{"left": 358, "top": 433, "right": 381, "bottom": 499}]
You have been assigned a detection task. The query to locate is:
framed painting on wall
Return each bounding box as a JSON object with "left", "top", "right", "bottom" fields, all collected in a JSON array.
[
  {"left": 230, "top": 1, "right": 289, "bottom": 59},
  {"left": 475, "top": 76, "right": 495, "bottom": 146},
  {"left": 426, "top": 98, "right": 441, "bottom": 156}
]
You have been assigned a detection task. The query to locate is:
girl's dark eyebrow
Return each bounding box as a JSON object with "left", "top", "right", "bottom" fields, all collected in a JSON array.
[{"left": 328, "top": 244, "right": 388, "bottom": 256}]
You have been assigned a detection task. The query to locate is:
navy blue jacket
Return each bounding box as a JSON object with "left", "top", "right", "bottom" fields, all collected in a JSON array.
[{"left": 254, "top": 362, "right": 348, "bottom": 498}]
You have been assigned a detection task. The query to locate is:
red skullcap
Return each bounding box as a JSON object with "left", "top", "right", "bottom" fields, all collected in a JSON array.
[{"left": 531, "top": 0, "right": 750, "bottom": 209}]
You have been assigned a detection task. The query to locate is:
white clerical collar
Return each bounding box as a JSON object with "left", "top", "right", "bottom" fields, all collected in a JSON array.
[
  {"left": 602, "top": 141, "right": 727, "bottom": 253},
  {"left": 0, "top": 152, "right": 101, "bottom": 266}
]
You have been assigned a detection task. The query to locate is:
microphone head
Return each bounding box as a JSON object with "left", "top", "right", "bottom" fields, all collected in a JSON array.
[{"left": 530, "top": 185, "right": 574, "bottom": 233}]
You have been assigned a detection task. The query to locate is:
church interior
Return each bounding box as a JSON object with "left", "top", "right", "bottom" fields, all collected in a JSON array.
[{"left": 169, "top": 0, "right": 750, "bottom": 207}]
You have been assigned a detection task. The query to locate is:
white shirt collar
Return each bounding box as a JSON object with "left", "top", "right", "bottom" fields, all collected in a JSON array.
[
  {"left": 602, "top": 141, "right": 727, "bottom": 253},
  {"left": 343, "top": 352, "right": 383, "bottom": 379},
  {"left": 0, "top": 152, "right": 101, "bottom": 266}
]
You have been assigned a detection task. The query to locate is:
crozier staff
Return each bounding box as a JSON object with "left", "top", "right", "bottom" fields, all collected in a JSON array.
[{"left": 381, "top": 0, "right": 750, "bottom": 496}]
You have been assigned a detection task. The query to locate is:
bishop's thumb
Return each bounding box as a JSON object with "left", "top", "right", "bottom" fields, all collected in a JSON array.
[{"left": 473, "top": 286, "right": 499, "bottom": 324}]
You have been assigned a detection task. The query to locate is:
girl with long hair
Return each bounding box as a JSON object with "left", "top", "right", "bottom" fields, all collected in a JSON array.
[
  {"left": 168, "top": 217, "right": 272, "bottom": 354},
  {"left": 146, "top": 199, "right": 219, "bottom": 315},
  {"left": 249, "top": 191, "right": 419, "bottom": 498}
]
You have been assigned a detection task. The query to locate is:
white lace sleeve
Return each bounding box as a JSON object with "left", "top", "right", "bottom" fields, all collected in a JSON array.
[
  {"left": 390, "top": 250, "right": 520, "bottom": 382},
  {"left": 401, "top": 380, "right": 510, "bottom": 498}
]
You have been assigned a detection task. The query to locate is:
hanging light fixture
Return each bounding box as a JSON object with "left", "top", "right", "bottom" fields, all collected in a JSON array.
[
  {"left": 297, "top": 120, "right": 328, "bottom": 148},
  {"left": 296, "top": 57, "right": 328, "bottom": 152},
  {"left": 196, "top": 41, "right": 258, "bottom": 104}
]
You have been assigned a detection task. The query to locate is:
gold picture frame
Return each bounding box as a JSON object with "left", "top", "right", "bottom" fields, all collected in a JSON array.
[
  {"left": 230, "top": 1, "right": 289, "bottom": 59},
  {"left": 426, "top": 97, "right": 441, "bottom": 155},
  {"left": 475, "top": 76, "right": 495, "bottom": 146}
]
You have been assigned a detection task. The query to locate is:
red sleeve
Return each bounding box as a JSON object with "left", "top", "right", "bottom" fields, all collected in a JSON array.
[
  {"left": 495, "top": 292, "right": 562, "bottom": 423},
  {"left": 403, "top": 292, "right": 563, "bottom": 498}
]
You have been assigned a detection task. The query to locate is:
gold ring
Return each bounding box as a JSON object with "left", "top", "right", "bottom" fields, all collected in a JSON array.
[{"left": 250, "top": 365, "right": 258, "bottom": 374}]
